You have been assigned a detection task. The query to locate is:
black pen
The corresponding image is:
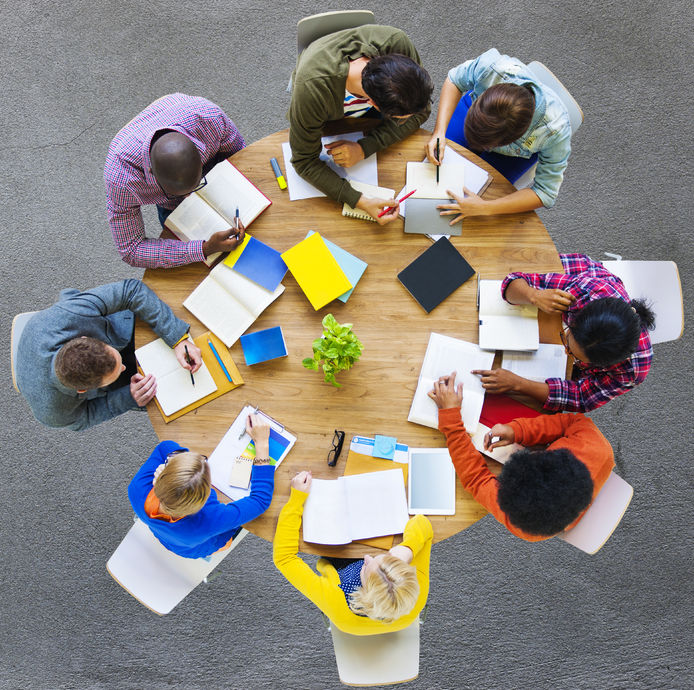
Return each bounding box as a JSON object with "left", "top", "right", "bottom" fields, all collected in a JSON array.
[
  {"left": 436, "top": 138, "right": 440, "bottom": 183},
  {"left": 184, "top": 344, "right": 195, "bottom": 386},
  {"left": 476, "top": 273, "right": 481, "bottom": 311}
]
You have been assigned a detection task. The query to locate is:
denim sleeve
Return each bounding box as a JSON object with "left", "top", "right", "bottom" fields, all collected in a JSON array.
[
  {"left": 447, "top": 48, "right": 501, "bottom": 92},
  {"left": 531, "top": 129, "right": 572, "bottom": 208}
]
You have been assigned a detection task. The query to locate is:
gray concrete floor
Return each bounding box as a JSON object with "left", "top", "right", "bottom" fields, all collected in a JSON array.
[{"left": 1, "top": 2, "right": 692, "bottom": 689}]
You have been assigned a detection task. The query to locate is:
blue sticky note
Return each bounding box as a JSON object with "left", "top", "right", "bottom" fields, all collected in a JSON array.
[
  {"left": 240, "top": 326, "right": 288, "bottom": 365},
  {"left": 306, "top": 230, "right": 367, "bottom": 302},
  {"left": 233, "top": 236, "right": 288, "bottom": 292},
  {"left": 373, "top": 434, "right": 397, "bottom": 460}
]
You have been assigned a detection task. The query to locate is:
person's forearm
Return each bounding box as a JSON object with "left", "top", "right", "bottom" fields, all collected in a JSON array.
[
  {"left": 512, "top": 377, "right": 550, "bottom": 404},
  {"left": 432, "top": 78, "right": 463, "bottom": 138},
  {"left": 504, "top": 278, "right": 538, "bottom": 305},
  {"left": 474, "top": 188, "right": 543, "bottom": 216}
]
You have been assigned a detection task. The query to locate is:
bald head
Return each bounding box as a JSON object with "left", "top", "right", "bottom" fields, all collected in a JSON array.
[{"left": 150, "top": 131, "right": 202, "bottom": 196}]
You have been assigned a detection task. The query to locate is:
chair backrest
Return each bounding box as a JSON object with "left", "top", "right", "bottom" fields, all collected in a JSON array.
[
  {"left": 601, "top": 260, "right": 683, "bottom": 344},
  {"left": 11, "top": 311, "right": 37, "bottom": 393},
  {"left": 297, "top": 10, "right": 375, "bottom": 54},
  {"left": 330, "top": 618, "right": 420, "bottom": 686},
  {"left": 525, "top": 61, "right": 584, "bottom": 134},
  {"left": 559, "top": 472, "right": 633, "bottom": 554},
  {"left": 107, "top": 518, "right": 247, "bottom": 615}
]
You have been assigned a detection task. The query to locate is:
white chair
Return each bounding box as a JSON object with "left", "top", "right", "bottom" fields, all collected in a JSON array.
[
  {"left": 107, "top": 518, "right": 248, "bottom": 615},
  {"left": 329, "top": 618, "right": 420, "bottom": 686},
  {"left": 514, "top": 60, "right": 584, "bottom": 189},
  {"left": 559, "top": 472, "right": 633, "bottom": 554},
  {"left": 297, "top": 10, "right": 375, "bottom": 54},
  {"left": 601, "top": 257, "right": 683, "bottom": 344},
  {"left": 11, "top": 311, "right": 37, "bottom": 393}
]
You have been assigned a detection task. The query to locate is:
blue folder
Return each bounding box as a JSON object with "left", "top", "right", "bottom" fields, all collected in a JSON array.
[{"left": 240, "top": 326, "right": 288, "bottom": 366}]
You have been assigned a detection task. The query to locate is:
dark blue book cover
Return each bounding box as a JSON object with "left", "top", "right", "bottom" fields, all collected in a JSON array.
[
  {"left": 240, "top": 326, "right": 288, "bottom": 365},
  {"left": 233, "top": 236, "right": 288, "bottom": 292}
]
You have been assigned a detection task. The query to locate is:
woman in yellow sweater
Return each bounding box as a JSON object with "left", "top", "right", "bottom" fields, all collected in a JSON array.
[{"left": 273, "top": 471, "right": 433, "bottom": 635}]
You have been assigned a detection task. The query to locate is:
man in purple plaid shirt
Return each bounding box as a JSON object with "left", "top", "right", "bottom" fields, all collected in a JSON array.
[
  {"left": 104, "top": 93, "right": 246, "bottom": 268},
  {"left": 472, "top": 254, "right": 655, "bottom": 412}
]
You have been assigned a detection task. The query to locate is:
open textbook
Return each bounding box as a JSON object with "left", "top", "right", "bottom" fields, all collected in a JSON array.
[
  {"left": 501, "top": 344, "right": 568, "bottom": 381},
  {"left": 164, "top": 160, "right": 271, "bottom": 265},
  {"left": 302, "top": 469, "right": 409, "bottom": 545},
  {"left": 408, "top": 332, "right": 494, "bottom": 433},
  {"left": 478, "top": 279, "right": 539, "bottom": 351},
  {"left": 183, "top": 262, "right": 284, "bottom": 347}
]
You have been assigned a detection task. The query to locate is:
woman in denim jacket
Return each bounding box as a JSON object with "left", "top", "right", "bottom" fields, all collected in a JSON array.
[{"left": 426, "top": 48, "right": 573, "bottom": 222}]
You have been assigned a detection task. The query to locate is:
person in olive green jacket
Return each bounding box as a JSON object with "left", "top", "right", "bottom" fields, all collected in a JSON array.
[{"left": 289, "top": 25, "right": 433, "bottom": 224}]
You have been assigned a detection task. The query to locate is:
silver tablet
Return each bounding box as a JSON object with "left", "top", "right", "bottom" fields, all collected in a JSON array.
[{"left": 407, "top": 448, "right": 456, "bottom": 515}]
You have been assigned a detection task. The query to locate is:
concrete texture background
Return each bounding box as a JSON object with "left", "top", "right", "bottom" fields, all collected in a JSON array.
[{"left": 0, "top": 1, "right": 692, "bottom": 688}]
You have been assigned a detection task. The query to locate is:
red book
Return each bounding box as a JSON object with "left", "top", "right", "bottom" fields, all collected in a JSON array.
[{"left": 479, "top": 393, "right": 542, "bottom": 428}]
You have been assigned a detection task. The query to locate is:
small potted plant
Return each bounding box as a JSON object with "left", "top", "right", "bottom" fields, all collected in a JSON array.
[{"left": 302, "top": 314, "right": 364, "bottom": 387}]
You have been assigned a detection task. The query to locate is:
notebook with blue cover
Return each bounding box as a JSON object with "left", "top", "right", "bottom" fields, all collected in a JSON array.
[
  {"left": 240, "top": 326, "right": 288, "bottom": 365},
  {"left": 232, "top": 236, "right": 288, "bottom": 292}
]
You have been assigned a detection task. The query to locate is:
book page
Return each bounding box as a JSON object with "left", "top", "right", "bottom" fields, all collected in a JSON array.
[
  {"left": 210, "top": 262, "right": 285, "bottom": 317},
  {"left": 478, "top": 280, "right": 539, "bottom": 351},
  {"left": 479, "top": 280, "right": 537, "bottom": 318},
  {"left": 342, "top": 469, "right": 409, "bottom": 541},
  {"left": 406, "top": 161, "right": 464, "bottom": 199},
  {"left": 197, "top": 160, "right": 271, "bottom": 227},
  {"left": 437, "top": 147, "right": 491, "bottom": 195},
  {"left": 135, "top": 338, "right": 182, "bottom": 378},
  {"left": 502, "top": 344, "right": 568, "bottom": 382},
  {"left": 302, "top": 479, "right": 352, "bottom": 545},
  {"left": 470, "top": 424, "right": 525, "bottom": 464},
  {"left": 408, "top": 333, "right": 494, "bottom": 431},
  {"left": 164, "top": 192, "right": 229, "bottom": 242}
]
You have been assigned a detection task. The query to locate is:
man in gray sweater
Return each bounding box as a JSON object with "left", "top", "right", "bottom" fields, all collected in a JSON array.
[
  {"left": 289, "top": 25, "right": 432, "bottom": 224},
  {"left": 15, "top": 279, "right": 201, "bottom": 431}
]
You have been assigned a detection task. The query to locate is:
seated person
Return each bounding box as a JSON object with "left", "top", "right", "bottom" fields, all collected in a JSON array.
[
  {"left": 289, "top": 25, "right": 433, "bottom": 224},
  {"left": 430, "top": 372, "right": 614, "bottom": 541},
  {"left": 128, "top": 414, "right": 274, "bottom": 558},
  {"left": 105, "top": 93, "right": 247, "bottom": 268},
  {"left": 425, "top": 49, "right": 573, "bottom": 223},
  {"left": 472, "top": 254, "right": 655, "bottom": 412},
  {"left": 273, "top": 471, "right": 433, "bottom": 634},
  {"left": 15, "top": 279, "right": 201, "bottom": 431}
]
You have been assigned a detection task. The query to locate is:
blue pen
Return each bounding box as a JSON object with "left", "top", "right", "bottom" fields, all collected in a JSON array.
[
  {"left": 234, "top": 207, "right": 240, "bottom": 237},
  {"left": 207, "top": 339, "right": 233, "bottom": 382}
]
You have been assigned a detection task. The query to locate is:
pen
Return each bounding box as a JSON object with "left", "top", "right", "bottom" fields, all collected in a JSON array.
[
  {"left": 270, "top": 157, "right": 287, "bottom": 190},
  {"left": 436, "top": 138, "right": 440, "bottom": 183},
  {"left": 377, "top": 189, "right": 417, "bottom": 218},
  {"left": 233, "top": 207, "right": 240, "bottom": 237},
  {"left": 184, "top": 344, "right": 195, "bottom": 386},
  {"left": 207, "top": 339, "right": 233, "bottom": 382},
  {"left": 476, "top": 273, "right": 481, "bottom": 311}
]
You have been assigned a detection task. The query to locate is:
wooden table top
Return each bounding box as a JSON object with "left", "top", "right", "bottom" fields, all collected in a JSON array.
[{"left": 137, "top": 128, "right": 562, "bottom": 557}]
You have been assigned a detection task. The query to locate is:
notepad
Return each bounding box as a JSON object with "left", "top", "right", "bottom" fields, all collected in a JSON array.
[
  {"left": 341, "top": 180, "right": 396, "bottom": 221},
  {"left": 469, "top": 423, "right": 525, "bottom": 465},
  {"left": 240, "top": 326, "right": 288, "bottom": 365},
  {"left": 281, "top": 233, "right": 352, "bottom": 310},
  {"left": 408, "top": 332, "right": 495, "bottom": 432},
  {"left": 478, "top": 279, "right": 539, "bottom": 351},
  {"left": 398, "top": 238, "right": 475, "bottom": 313},
  {"left": 135, "top": 339, "right": 218, "bottom": 417},
  {"left": 406, "top": 161, "right": 464, "bottom": 199},
  {"left": 223, "top": 235, "right": 287, "bottom": 292},
  {"left": 501, "top": 344, "right": 568, "bottom": 381},
  {"left": 306, "top": 231, "right": 367, "bottom": 302}
]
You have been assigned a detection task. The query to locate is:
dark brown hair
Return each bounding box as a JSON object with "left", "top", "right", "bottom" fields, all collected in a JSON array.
[
  {"left": 464, "top": 83, "right": 535, "bottom": 151},
  {"left": 54, "top": 337, "right": 116, "bottom": 390}
]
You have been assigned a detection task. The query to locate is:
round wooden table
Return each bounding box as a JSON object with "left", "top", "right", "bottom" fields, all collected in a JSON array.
[{"left": 138, "top": 128, "right": 562, "bottom": 557}]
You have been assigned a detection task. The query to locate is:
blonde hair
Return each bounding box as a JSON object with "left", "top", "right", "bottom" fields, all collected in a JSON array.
[
  {"left": 348, "top": 555, "right": 420, "bottom": 623},
  {"left": 153, "top": 452, "right": 211, "bottom": 518}
]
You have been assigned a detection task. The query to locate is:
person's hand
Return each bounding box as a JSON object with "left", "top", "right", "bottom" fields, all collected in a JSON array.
[
  {"left": 291, "top": 470, "right": 312, "bottom": 493},
  {"left": 355, "top": 195, "right": 400, "bottom": 225},
  {"left": 202, "top": 220, "right": 246, "bottom": 257},
  {"left": 174, "top": 339, "right": 202, "bottom": 373},
  {"left": 425, "top": 132, "right": 447, "bottom": 166},
  {"left": 130, "top": 373, "right": 157, "bottom": 406},
  {"left": 427, "top": 370, "right": 463, "bottom": 409},
  {"left": 531, "top": 288, "right": 576, "bottom": 313},
  {"left": 437, "top": 187, "right": 487, "bottom": 225},
  {"left": 471, "top": 368, "right": 522, "bottom": 393},
  {"left": 246, "top": 413, "right": 271, "bottom": 446},
  {"left": 483, "top": 423, "right": 516, "bottom": 451},
  {"left": 325, "top": 140, "right": 365, "bottom": 168}
]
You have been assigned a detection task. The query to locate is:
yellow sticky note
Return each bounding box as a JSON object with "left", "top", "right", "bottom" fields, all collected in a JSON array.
[
  {"left": 281, "top": 233, "right": 353, "bottom": 310},
  {"left": 222, "top": 233, "right": 252, "bottom": 269}
]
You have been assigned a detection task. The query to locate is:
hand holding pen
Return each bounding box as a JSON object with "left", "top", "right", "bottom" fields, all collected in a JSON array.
[{"left": 201, "top": 215, "right": 246, "bottom": 257}]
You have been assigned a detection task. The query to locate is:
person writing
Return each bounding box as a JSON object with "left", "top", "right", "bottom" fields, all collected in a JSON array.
[
  {"left": 128, "top": 414, "right": 274, "bottom": 558},
  {"left": 425, "top": 49, "right": 573, "bottom": 224},
  {"left": 273, "top": 471, "right": 433, "bottom": 634},
  {"left": 289, "top": 25, "right": 433, "bottom": 224},
  {"left": 472, "top": 254, "right": 655, "bottom": 412},
  {"left": 430, "top": 372, "right": 614, "bottom": 541}
]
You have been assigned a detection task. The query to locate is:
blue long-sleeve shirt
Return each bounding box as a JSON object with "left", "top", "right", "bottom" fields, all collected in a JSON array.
[{"left": 128, "top": 440, "right": 275, "bottom": 558}]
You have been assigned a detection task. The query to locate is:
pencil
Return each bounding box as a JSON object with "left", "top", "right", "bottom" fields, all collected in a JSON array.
[
  {"left": 184, "top": 344, "right": 195, "bottom": 386},
  {"left": 207, "top": 339, "right": 233, "bottom": 382},
  {"left": 377, "top": 189, "right": 417, "bottom": 218},
  {"left": 436, "top": 138, "right": 440, "bottom": 183}
]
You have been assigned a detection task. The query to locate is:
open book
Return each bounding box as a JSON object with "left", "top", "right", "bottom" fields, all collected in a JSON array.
[
  {"left": 502, "top": 344, "right": 568, "bottom": 381},
  {"left": 183, "top": 262, "right": 284, "bottom": 347},
  {"left": 165, "top": 160, "right": 271, "bottom": 265},
  {"left": 408, "top": 332, "right": 494, "bottom": 433},
  {"left": 135, "top": 338, "right": 217, "bottom": 417},
  {"left": 478, "top": 279, "right": 539, "bottom": 351},
  {"left": 302, "top": 469, "right": 409, "bottom": 545}
]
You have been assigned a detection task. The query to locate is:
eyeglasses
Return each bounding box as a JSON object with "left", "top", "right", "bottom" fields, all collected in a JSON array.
[
  {"left": 327, "top": 430, "right": 346, "bottom": 467},
  {"left": 165, "top": 449, "right": 207, "bottom": 464},
  {"left": 559, "top": 325, "right": 581, "bottom": 364},
  {"left": 157, "top": 175, "right": 207, "bottom": 200}
]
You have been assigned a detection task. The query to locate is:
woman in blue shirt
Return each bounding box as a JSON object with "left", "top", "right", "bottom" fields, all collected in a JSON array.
[
  {"left": 426, "top": 49, "right": 573, "bottom": 222},
  {"left": 128, "top": 414, "right": 274, "bottom": 558}
]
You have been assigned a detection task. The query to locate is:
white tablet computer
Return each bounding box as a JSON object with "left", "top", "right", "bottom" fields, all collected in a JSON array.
[{"left": 407, "top": 448, "right": 456, "bottom": 515}]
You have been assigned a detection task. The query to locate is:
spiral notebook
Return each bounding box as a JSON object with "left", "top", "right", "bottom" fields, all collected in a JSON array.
[{"left": 342, "top": 180, "right": 395, "bottom": 221}]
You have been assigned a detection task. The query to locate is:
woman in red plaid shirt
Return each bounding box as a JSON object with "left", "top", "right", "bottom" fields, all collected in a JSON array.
[{"left": 472, "top": 254, "right": 655, "bottom": 412}]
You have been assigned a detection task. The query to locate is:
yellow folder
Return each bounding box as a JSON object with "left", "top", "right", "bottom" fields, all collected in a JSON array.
[{"left": 281, "top": 232, "right": 352, "bottom": 310}]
